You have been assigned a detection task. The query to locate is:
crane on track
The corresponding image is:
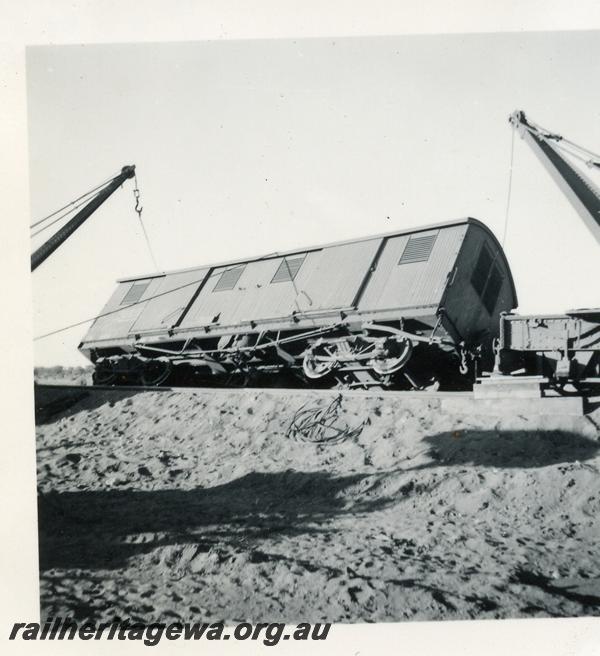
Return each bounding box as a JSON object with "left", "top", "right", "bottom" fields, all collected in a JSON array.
[{"left": 489, "top": 111, "right": 600, "bottom": 393}]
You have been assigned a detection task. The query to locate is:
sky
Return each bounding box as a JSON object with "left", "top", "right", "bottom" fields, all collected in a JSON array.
[{"left": 26, "top": 32, "right": 600, "bottom": 366}]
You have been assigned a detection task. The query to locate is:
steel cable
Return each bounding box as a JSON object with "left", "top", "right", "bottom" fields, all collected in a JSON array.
[
  {"left": 29, "top": 172, "right": 120, "bottom": 230},
  {"left": 132, "top": 173, "right": 160, "bottom": 271},
  {"left": 286, "top": 395, "right": 368, "bottom": 444},
  {"left": 30, "top": 193, "right": 104, "bottom": 238},
  {"left": 33, "top": 273, "right": 209, "bottom": 341},
  {"left": 522, "top": 114, "right": 600, "bottom": 161},
  {"left": 502, "top": 126, "right": 516, "bottom": 248}
]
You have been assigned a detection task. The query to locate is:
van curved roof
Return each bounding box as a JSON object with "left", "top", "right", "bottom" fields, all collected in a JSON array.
[{"left": 119, "top": 216, "right": 518, "bottom": 306}]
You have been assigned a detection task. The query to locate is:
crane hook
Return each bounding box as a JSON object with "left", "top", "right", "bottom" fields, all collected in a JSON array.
[
  {"left": 133, "top": 187, "right": 143, "bottom": 217},
  {"left": 132, "top": 175, "right": 143, "bottom": 217}
]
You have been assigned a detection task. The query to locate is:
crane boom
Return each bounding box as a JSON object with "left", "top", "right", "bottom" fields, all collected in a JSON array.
[
  {"left": 31, "top": 165, "right": 136, "bottom": 271},
  {"left": 509, "top": 110, "right": 600, "bottom": 246}
]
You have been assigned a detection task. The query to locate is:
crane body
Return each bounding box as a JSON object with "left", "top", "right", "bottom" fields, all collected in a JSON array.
[
  {"left": 509, "top": 110, "right": 600, "bottom": 245},
  {"left": 31, "top": 165, "right": 136, "bottom": 271},
  {"left": 488, "top": 112, "right": 600, "bottom": 393}
]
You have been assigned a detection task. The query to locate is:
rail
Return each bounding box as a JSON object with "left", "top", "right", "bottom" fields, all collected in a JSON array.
[{"left": 34, "top": 382, "right": 474, "bottom": 400}]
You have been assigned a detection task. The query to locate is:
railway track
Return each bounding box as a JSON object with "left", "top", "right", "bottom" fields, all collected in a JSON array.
[
  {"left": 34, "top": 381, "right": 597, "bottom": 419},
  {"left": 34, "top": 382, "right": 473, "bottom": 399}
]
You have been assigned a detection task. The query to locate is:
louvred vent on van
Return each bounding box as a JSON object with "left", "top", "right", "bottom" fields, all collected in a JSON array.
[
  {"left": 213, "top": 265, "right": 246, "bottom": 292},
  {"left": 120, "top": 281, "right": 150, "bottom": 305},
  {"left": 398, "top": 233, "right": 437, "bottom": 264},
  {"left": 271, "top": 255, "right": 306, "bottom": 283}
]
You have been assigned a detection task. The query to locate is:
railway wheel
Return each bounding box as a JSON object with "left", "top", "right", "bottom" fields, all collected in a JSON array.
[
  {"left": 141, "top": 359, "right": 172, "bottom": 387},
  {"left": 302, "top": 343, "right": 336, "bottom": 379},
  {"left": 371, "top": 338, "right": 413, "bottom": 376},
  {"left": 92, "top": 360, "right": 116, "bottom": 386}
]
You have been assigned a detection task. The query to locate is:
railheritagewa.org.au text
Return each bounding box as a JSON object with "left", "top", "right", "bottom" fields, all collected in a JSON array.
[{"left": 9, "top": 618, "right": 331, "bottom": 647}]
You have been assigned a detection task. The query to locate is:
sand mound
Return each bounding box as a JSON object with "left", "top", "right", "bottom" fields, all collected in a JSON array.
[{"left": 36, "top": 387, "right": 600, "bottom": 622}]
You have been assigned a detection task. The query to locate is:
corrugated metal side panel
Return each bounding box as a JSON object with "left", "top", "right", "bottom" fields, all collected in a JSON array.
[
  {"left": 358, "top": 225, "right": 466, "bottom": 311},
  {"left": 229, "top": 253, "right": 317, "bottom": 323},
  {"left": 128, "top": 268, "right": 210, "bottom": 333},
  {"left": 82, "top": 276, "right": 164, "bottom": 343},
  {"left": 179, "top": 252, "right": 319, "bottom": 328},
  {"left": 234, "top": 253, "right": 321, "bottom": 321},
  {"left": 178, "top": 240, "right": 381, "bottom": 329},
  {"left": 299, "top": 239, "right": 382, "bottom": 310},
  {"left": 233, "top": 241, "right": 378, "bottom": 319}
]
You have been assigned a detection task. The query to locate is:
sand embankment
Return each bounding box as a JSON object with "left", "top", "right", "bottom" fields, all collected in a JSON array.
[{"left": 35, "top": 386, "right": 600, "bottom": 623}]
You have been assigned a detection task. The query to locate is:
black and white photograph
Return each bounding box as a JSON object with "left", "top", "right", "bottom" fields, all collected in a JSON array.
[{"left": 3, "top": 2, "right": 600, "bottom": 652}]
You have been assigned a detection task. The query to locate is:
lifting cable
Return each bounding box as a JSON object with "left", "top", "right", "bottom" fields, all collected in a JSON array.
[
  {"left": 32, "top": 169, "right": 165, "bottom": 341},
  {"left": 34, "top": 225, "right": 308, "bottom": 342},
  {"left": 501, "top": 125, "right": 516, "bottom": 248},
  {"left": 501, "top": 114, "right": 600, "bottom": 254},
  {"left": 132, "top": 173, "right": 160, "bottom": 271},
  {"left": 29, "top": 171, "right": 121, "bottom": 230}
]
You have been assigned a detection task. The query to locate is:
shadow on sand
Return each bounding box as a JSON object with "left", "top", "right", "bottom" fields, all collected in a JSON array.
[
  {"left": 418, "top": 428, "right": 600, "bottom": 470},
  {"left": 38, "top": 428, "right": 600, "bottom": 574},
  {"left": 34, "top": 385, "right": 140, "bottom": 424},
  {"left": 38, "top": 470, "right": 391, "bottom": 572}
]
